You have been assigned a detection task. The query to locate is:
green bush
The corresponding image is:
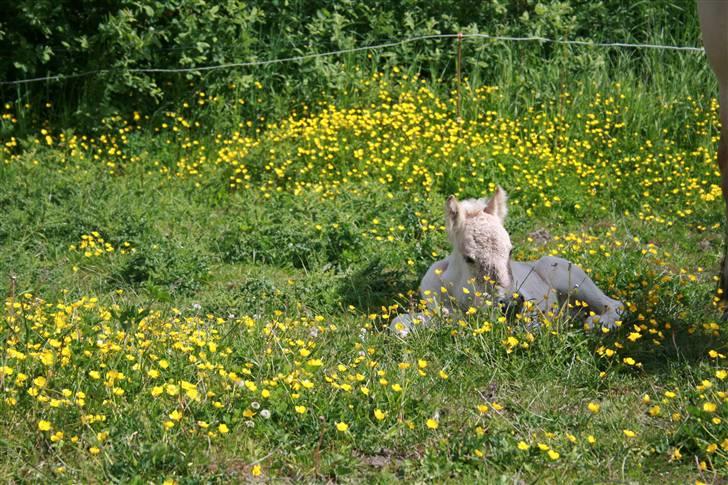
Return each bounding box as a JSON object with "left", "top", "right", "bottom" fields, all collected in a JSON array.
[{"left": 0, "top": 0, "right": 702, "bottom": 130}]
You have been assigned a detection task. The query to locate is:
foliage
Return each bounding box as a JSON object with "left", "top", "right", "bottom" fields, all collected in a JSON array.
[{"left": 0, "top": 0, "right": 704, "bottom": 128}]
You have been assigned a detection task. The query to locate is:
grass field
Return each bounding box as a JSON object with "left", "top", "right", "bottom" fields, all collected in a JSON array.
[{"left": 2, "top": 60, "right": 728, "bottom": 482}]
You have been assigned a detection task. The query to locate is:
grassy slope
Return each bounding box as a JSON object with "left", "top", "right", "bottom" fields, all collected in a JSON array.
[{"left": 1, "top": 56, "right": 728, "bottom": 482}]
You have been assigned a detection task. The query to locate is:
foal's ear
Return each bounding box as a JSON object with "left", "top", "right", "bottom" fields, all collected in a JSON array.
[
  {"left": 445, "top": 195, "right": 460, "bottom": 226},
  {"left": 484, "top": 186, "right": 508, "bottom": 222}
]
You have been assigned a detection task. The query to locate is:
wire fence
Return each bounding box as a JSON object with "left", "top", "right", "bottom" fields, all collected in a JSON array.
[{"left": 0, "top": 32, "right": 705, "bottom": 86}]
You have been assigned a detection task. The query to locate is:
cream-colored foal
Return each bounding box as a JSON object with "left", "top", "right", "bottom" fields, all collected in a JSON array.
[{"left": 391, "top": 188, "right": 624, "bottom": 336}]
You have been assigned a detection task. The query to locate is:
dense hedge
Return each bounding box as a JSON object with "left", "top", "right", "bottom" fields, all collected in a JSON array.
[{"left": 0, "top": 0, "right": 702, "bottom": 125}]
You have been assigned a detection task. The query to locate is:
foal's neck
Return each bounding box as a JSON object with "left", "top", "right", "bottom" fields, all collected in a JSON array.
[{"left": 446, "top": 249, "right": 473, "bottom": 287}]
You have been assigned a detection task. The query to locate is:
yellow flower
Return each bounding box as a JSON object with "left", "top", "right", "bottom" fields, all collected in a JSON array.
[
  {"left": 587, "top": 435, "right": 596, "bottom": 445},
  {"left": 391, "top": 384, "right": 402, "bottom": 392},
  {"left": 37, "top": 420, "right": 52, "bottom": 431},
  {"left": 517, "top": 441, "right": 530, "bottom": 451},
  {"left": 374, "top": 409, "right": 386, "bottom": 421},
  {"left": 218, "top": 424, "right": 229, "bottom": 434},
  {"left": 39, "top": 351, "right": 54, "bottom": 366},
  {"left": 169, "top": 410, "right": 183, "bottom": 421},
  {"left": 295, "top": 405, "right": 307, "bottom": 414},
  {"left": 627, "top": 332, "right": 641, "bottom": 342},
  {"left": 89, "top": 446, "right": 101, "bottom": 455},
  {"left": 426, "top": 418, "right": 439, "bottom": 429},
  {"left": 335, "top": 421, "right": 349, "bottom": 432},
  {"left": 703, "top": 402, "right": 717, "bottom": 413},
  {"left": 184, "top": 387, "right": 199, "bottom": 400},
  {"left": 547, "top": 449, "right": 560, "bottom": 460},
  {"left": 717, "top": 370, "right": 727, "bottom": 380},
  {"left": 587, "top": 402, "right": 600, "bottom": 413},
  {"left": 251, "top": 464, "right": 262, "bottom": 477},
  {"left": 623, "top": 429, "right": 636, "bottom": 438}
]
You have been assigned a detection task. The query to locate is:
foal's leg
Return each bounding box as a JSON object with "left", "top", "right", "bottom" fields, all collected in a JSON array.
[
  {"left": 532, "top": 256, "right": 623, "bottom": 329},
  {"left": 389, "top": 259, "right": 447, "bottom": 337},
  {"left": 699, "top": 1, "right": 728, "bottom": 309},
  {"left": 419, "top": 258, "right": 456, "bottom": 316}
]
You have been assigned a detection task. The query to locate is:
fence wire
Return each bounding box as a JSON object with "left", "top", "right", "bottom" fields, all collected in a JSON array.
[{"left": 0, "top": 32, "right": 705, "bottom": 86}]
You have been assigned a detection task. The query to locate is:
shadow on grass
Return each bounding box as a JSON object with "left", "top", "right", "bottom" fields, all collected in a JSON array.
[
  {"left": 631, "top": 327, "right": 728, "bottom": 375},
  {"left": 605, "top": 284, "right": 728, "bottom": 375},
  {"left": 337, "top": 258, "right": 417, "bottom": 313}
]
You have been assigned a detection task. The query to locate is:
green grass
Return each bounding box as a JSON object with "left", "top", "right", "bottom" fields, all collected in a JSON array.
[{"left": 1, "top": 58, "right": 727, "bottom": 483}]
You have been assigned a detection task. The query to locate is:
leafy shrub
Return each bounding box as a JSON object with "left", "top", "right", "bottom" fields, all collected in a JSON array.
[{"left": 0, "top": 0, "right": 701, "bottom": 130}]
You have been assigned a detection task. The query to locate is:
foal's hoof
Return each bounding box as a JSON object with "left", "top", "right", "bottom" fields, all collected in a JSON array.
[
  {"left": 585, "top": 302, "right": 624, "bottom": 332},
  {"left": 389, "top": 313, "right": 430, "bottom": 337}
]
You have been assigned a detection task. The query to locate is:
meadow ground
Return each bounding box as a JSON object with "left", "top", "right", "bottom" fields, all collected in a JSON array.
[{"left": 1, "top": 69, "right": 728, "bottom": 482}]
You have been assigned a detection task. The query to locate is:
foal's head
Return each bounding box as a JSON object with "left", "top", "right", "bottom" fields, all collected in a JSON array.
[{"left": 445, "top": 187, "right": 513, "bottom": 300}]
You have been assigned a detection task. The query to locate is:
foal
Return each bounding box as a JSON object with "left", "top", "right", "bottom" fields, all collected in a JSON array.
[{"left": 391, "top": 187, "right": 624, "bottom": 336}]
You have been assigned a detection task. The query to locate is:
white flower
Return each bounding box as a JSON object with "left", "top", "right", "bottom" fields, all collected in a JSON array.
[{"left": 261, "top": 409, "right": 271, "bottom": 419}]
